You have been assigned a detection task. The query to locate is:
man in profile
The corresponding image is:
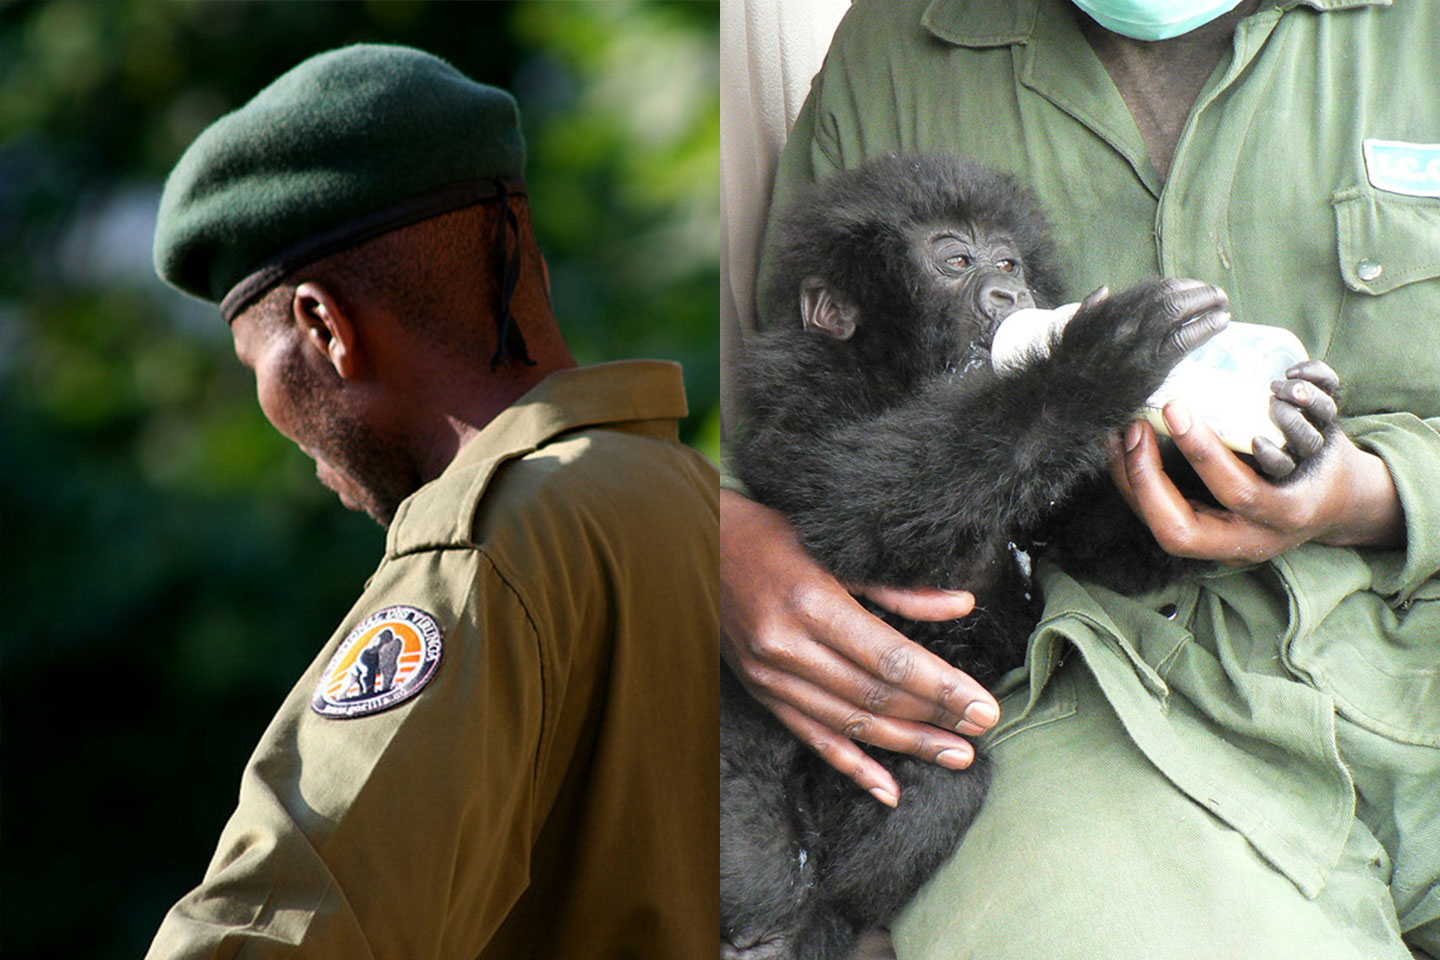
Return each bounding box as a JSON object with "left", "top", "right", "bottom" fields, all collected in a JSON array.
[{"left": 147, "top": 44, "right": 718, "bottom": 959}]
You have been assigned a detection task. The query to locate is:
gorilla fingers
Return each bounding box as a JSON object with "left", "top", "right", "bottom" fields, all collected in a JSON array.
[{"left": 1254, "top": 360, "right": 1342, "bottom": 479}]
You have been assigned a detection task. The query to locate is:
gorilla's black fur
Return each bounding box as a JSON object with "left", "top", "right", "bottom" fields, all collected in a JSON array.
[{"left": 722, "top": 155, "right": 1237, "bottom": 960}]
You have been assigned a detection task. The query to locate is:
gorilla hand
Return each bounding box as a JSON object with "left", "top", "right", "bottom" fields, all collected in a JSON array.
[{"left": 1252, "top": 359, "right": 1341, "bottom": 480}]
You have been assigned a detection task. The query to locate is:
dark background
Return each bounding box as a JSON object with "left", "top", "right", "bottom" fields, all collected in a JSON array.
[{"left": 0, "top": 2, "right": 718, "bottom": 955}]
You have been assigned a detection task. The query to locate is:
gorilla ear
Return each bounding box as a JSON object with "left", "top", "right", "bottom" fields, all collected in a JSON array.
[{"left": 800, "top": 277, "right": 858, "bottom": 340}]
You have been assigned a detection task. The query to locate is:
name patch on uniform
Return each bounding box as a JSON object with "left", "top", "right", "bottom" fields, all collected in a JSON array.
[
  {"left": 1362, "top": 139, "right": 1440, "bottom": 198},
  {"left": 312, "top": 605, "right": 443, "bottom": 719}
]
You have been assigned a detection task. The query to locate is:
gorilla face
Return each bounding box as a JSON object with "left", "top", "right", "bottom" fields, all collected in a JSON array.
[{"left": 913, "top": 223, "right": 1036, "bottom": 327}]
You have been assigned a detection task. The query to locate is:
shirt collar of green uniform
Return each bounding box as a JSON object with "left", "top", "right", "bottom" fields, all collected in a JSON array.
[
  {"left": 919, "top": 0, "right": 1390, "bottom": 47},
  {"left": 384, "top": 359, "right": 689, "bottom": 557}
]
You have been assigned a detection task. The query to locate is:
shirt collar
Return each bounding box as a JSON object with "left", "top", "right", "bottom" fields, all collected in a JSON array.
[
  {"left": 453, "top": 358, "right": 688, "bottom": 463},
  {"left": 920, "top": 0, "right": 1390, "bottom": 47},
  {"left": 385, "top": 359, "right": 689, "bottom": 555},
  {"left": 921, "top": 0, "right": 1041, "bottom": 47}
]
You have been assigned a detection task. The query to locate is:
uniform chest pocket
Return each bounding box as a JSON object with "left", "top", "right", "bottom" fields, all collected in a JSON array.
[
  {"left": 1326, "top": 187, "right": 1440, "bottom": 415},
  {"left": 1333, "top": 186, "right": 1440, "bottom": 295}
]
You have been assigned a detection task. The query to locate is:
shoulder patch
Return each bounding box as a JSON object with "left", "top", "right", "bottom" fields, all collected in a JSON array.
[{"left": 312, "top": 605, "right": 443, "bottom": 719}]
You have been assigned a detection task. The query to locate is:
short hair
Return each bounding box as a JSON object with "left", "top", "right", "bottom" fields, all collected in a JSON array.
[{"left": 250, "top": 198, "right": 545, "bottom": 359}]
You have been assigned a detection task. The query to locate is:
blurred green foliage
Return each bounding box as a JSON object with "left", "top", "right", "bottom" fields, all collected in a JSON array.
[{"left": 0, "top": 2, "right": 718, "bottom": 956}]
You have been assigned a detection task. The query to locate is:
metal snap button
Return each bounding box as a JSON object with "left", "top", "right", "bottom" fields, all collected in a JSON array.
[
  {"left": 1159, "top": 602, "right": 1179, "bottom": 620},
  {"left": 1357, "top": 259, "right": 1383, "bottom": 282}
]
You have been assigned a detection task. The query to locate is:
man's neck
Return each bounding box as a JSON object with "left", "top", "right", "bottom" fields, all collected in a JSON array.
[
  {"left": 420, "top": 356, "right": 577, "bottom": 483},
  {"left": 1075, "top": 0, "right": 1264, "bottom": 181}
]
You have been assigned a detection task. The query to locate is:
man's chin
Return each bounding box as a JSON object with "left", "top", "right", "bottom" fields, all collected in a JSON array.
[
  {"left": 359, "top": 499, "right": 397, "bottom": 528},
  {"left": 334, "top": 487, "right": 397, "bottom": 528},
  {"left": 324, "top": 489, "right": 395, "bottom": 528},
  {"left": 316, "top": 465, "right": 396, "bottom": 528}
]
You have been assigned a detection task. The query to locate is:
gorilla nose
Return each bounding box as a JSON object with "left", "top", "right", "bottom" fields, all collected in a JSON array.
[{"left": 979, "top": 279, "right": 1034, "bottom": 322}]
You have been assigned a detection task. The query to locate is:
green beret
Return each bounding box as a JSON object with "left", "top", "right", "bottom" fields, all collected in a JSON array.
[{"left": 154, "top": 44, "right": 526, "bottom": 320}]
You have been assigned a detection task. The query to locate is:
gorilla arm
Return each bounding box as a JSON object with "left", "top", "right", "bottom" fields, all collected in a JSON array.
[{"left": 720, "top": 337, "right": 1141, "bottom": 802}]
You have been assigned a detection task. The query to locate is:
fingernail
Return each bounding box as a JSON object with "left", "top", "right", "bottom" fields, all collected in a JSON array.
[
  {"left": 963, "top": 700, "right": 999, "bottom": 728},
  {"left": 1165, "top": 401, "right": 1192, "bottom": 436},
  {"left": 868, "top": 786, "right": 899, "bottom": 808},
  {"left": 1124, "top": 420, "right": 1142, "bottom": 451},
  {"left": 937, "top": 747, "right": 973, "bottom": 770}
]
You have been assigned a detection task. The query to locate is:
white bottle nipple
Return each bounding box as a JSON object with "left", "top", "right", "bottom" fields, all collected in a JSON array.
[{"left": 989, "top": 303, "right": 1082, "bottom": 375}]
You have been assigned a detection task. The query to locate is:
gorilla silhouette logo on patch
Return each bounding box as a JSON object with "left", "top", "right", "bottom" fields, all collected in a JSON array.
[{"left": 312, "top": 605, "right": 443, "bottom": 719}]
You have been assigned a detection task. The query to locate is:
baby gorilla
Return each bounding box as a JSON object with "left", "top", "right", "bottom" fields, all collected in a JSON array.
[{"left": 722, "top": 155, "right": 1339, "bottom": 960}]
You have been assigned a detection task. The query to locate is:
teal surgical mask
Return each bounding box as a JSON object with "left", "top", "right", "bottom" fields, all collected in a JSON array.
[{"left": 1071, "top": 0, "right": 1246, "bottom": 40}]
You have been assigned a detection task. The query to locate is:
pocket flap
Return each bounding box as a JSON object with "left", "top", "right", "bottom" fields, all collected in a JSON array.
[{"left": 1332, "top": 186, "right": 1440, "bottom": 295}]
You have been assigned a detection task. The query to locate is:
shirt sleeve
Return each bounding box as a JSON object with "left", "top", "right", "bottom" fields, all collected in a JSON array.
[
  {"left": 145, "top": 549, "right": 546, "bottom": 959},
  {"left": 1345, "top": 412, "right": 1440, "bottom": 600}
]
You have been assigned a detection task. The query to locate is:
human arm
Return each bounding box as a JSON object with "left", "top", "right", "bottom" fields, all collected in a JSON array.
[
  {"left": 145, "top": 552, "right": 543, "bottom": 959},
  {"left": 720, "top": 488, "right": 998, "bottom": 804}
]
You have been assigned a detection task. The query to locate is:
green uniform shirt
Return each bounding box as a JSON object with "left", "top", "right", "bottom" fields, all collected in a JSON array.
[
  {"left": 147, "top": 360, "right": 720, "bottom": 959},
  {"left": 761, "top": 0, "right": 1440, "bottom": 953}
]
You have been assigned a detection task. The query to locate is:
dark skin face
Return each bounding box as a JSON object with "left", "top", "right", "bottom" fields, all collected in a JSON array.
[
  {"left": 227, "top": 225, "right": 575, "bottom": 530},
  {"left": 230, "top": 287, "right": 420, "bottom": 527}
]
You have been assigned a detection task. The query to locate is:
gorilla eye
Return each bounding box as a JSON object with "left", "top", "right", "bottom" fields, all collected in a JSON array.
[
  {"left": 997, "top": 259, "right": 1016, "bottom": 273},
  {"left": 946, "top": 253, "right": 973, "bottom": 269}
]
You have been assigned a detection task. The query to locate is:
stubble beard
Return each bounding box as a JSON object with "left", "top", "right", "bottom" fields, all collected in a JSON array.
[{"left": 280, "top": 348, "right": 421, "bottom": 528}]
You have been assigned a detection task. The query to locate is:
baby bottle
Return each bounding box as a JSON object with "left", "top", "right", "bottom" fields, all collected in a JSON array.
[{"left": 990, "top": 300, "right": 1310, "bottom": 454}]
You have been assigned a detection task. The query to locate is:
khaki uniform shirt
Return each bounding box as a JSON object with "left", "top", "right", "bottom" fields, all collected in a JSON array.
[
  {"left": 147, "top": 360, "right": 719, "bottom": 959},
  {"left": 762, "top": 0, "right": 1440, "bottom": 949}
]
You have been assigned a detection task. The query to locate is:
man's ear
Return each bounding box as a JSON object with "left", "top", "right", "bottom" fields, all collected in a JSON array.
[{"left": 292, "top": 281, "right": 361, "bottom": 378}]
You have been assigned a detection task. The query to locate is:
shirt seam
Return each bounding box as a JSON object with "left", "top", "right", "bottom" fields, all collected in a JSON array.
[{"left": 472, "top": 547, "right": 552, "bottom": 803}]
